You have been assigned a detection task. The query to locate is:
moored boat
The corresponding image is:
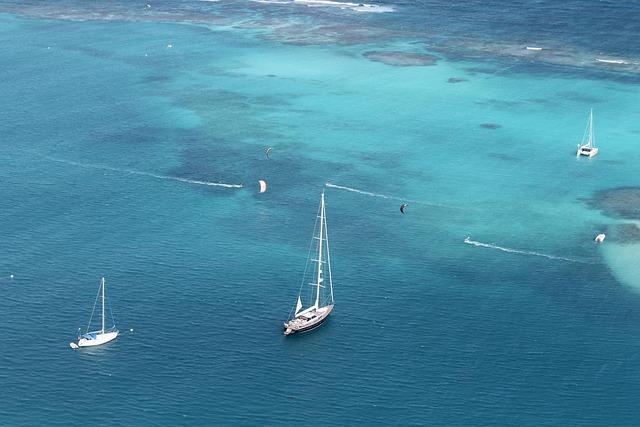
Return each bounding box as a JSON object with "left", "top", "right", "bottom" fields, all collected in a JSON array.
[
  {"left": 576, "top": 108, "right": 598, "bottom": 158},
  {"left": 284, "top": 192, "right": 335, "bottom": 335},
  {"left": 70, "top": 277, "right": 119, "bottom": 349}
]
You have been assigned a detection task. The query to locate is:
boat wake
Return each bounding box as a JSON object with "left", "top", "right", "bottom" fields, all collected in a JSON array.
[
  {"left": 464, "top": 237, "right": 580, "bottom": 263},
  {"left": 325, "top": 182, "right": 464, "bottom": 210},
  {"left": 325, "top": 182, "right": 394, "bottom": 200},
  {"left": 43, "top": 156, "right": 243, "bottom": 189}
]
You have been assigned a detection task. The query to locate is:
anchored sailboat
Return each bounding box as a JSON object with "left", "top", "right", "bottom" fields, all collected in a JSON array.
[
  {"left": 284, "top": 191, "right": 335, "bottom": 335},
  {"left": 70, "top": 277, "right": 119, "bottom": 349},
  {"left": 576, "top": 108, "right": 598, "bottom": 157}
]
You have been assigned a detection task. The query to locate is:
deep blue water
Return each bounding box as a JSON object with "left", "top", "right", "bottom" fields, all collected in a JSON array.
[{"left": 1, "top": 1, "right": 639, "bottom": 425}]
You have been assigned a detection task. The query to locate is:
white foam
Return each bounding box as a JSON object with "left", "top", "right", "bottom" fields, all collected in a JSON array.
[
  {"left": 43, "top": 156, "right": 243, "bottom": 189},
  {"left": 256, "top": 0, "right": 394, "bottom": 12},
  {"left": 464, "top": 237, "right": 580, "bottom": 263}
]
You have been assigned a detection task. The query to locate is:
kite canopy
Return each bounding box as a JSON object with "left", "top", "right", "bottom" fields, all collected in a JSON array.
[{"left": 258, "top": 180, "right": 268, "bottom": 193}]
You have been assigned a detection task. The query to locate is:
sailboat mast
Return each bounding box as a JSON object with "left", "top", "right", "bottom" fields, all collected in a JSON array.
[
  {"left": 101, "top": 277, "right": 105, "bottom": 334},
  {"left": 589, "top": 108, "right": 594, "bottom": 148},
  {"left": 324, "top": 196, "right": 334, "bottom": 304},
  {"left": 314, "top": 192, "right": 325, "bottom": 308}
]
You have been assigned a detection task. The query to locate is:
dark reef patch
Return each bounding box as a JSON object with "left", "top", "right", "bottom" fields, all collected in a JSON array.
[
  {"left": 142, "top": 74, "right": 171, "bottom": 83},
  {"left": 608, "top": 223, "right": 640, "bottom": 244},
  {"left": 558, "top": 91, "right": 602, "bottom": 104},
  {"left": 447, "top": 77, "right": 467, "bottom": 83},
  {"left": 475, "top": 99, "right": 522, "bottom": 109},
  {"left": 480, "top": 123, "right": 502, "bottom": 129},
  {"left": 488, "top": 152, "right": 520, "bottom": 162},
  {"left": 587, "top": 187, "right": 640, "bottom": 220},
  {"left": 463, "top": 66, "right": 499, "bottom": 75},
  {"left": 363, "top": 51, "right": 438, "bottom": 67}
]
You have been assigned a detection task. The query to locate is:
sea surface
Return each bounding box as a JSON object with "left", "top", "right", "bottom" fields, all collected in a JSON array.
[{"left": 1, "top": 0, "right": 639, "bottom": 425}]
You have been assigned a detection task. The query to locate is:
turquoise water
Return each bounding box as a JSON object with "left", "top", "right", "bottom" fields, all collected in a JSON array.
[{"left": 1, "top": 1, "right": 640, "bottom": 424}]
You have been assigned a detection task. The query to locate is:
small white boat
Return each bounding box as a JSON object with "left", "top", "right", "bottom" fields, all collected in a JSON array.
[
  {"left": 596, "top": 58, "right": 626, "bottom": 65},
  {"left": 70, "top": 277, "right": 119, "bottom": 349},
  {"left": 594, "top": 233, "right": 606, "bottom": 243},
  {"left": 525, "top": 46, "right": 543, "bottom": 51},
  {"left": 284, "top": 191, "right": 335, "bottom": 335},
  {"left": 576, "top": 108, "right": 598, "bottom": 158}
]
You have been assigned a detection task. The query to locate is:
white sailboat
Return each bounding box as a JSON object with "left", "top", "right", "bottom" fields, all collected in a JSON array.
[
  {"left": 284, "top": 191, "right": 335, "bottom": 335},
  {"left": 70, "top": 277, "right": 119, "bottom": 349},
  {"left": 576, "top": 108, "right": 598, "bottom": 157}
]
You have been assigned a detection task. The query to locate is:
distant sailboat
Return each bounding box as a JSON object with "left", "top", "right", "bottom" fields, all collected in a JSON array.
[
  {"left": 70, "top": 277, "right": 119, "bottom": 349},
  {"left": 576, "top": 108, "right": 598, "bottom": 157},
  {"left": 284, "top": 192, "right": 334, "bottom": 335}
]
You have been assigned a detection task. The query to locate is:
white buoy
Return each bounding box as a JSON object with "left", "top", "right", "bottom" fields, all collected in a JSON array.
[
  {"left": 10, "top": 274, "right": 13, "bottom": 279},
  {"left": 130, "top": 328, "right": 134, "bottom": 332},
  {"left": 595, "top": 233, "right": 606, "bottom": 243},
  {"left": 167, "top": 44, "right": 173, "bottom": 49}
]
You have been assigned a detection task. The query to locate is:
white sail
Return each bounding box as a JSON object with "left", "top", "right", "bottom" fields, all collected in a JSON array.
[
  {"left": 295, "top": 296, "right": 302, "bottom": 315},
  {"left": 258, "top": 179, "right": 268, "bottom": 193}
]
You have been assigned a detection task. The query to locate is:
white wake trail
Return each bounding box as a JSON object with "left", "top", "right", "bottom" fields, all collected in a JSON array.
[
  {"left": 464, "top": 237, "right": 580, "bottom": 263},
  {"left": 325, "top": 182, "right": 393, "bottom": 200},
  {"left": 43, "top": 156, "right": 243, "bottom": 188},
  {"left": 325, "top": 182, "right": 464, "bottom": 210}
]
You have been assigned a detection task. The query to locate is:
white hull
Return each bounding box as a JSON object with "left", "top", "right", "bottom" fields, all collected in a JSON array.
[
  {"left": 577, "top": 145, "right": 598, "bottom": 157},
  {"left": 72, "top": 330, "right": 119, "bottom": 348},
  {"left": 284, "top": 305, "right": 333, "bottom": 335}
]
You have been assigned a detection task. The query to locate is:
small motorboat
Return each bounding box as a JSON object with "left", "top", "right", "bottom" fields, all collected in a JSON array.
[{"left": 525, "top": 46, "right": 543, "bottom": 51}]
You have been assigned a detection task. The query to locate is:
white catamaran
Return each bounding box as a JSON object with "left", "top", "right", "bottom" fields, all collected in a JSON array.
[
  {"left": 70, "top": 277, "right": 119, "bottom": 349},
  {"left": 576, "top": 108, "right": 598, "bottom": 157},
  {"left": 284, "top": 191, "right": 335, "bottom": 335}
]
